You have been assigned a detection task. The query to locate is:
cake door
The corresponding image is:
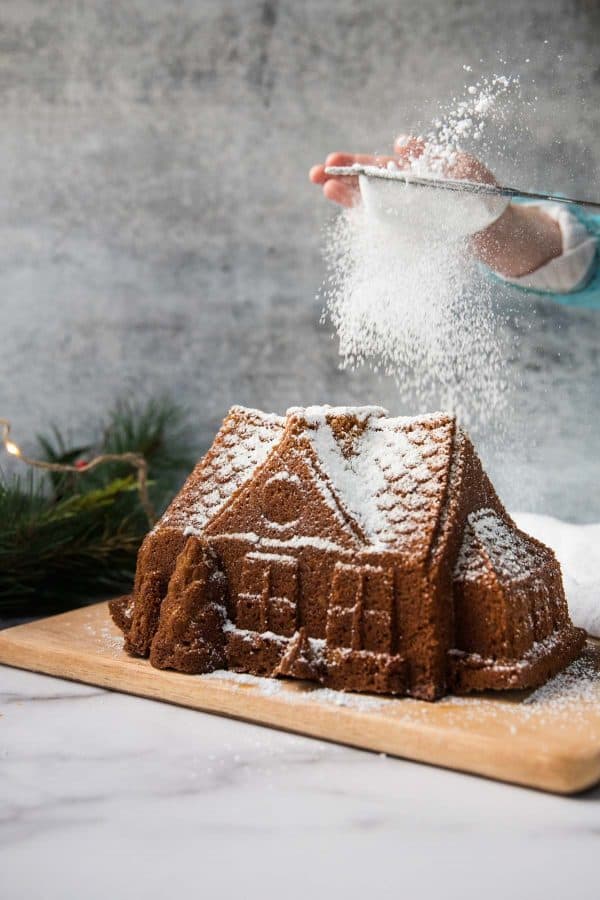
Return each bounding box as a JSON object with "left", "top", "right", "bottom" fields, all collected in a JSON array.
[
  {"left": 325, "top": 562, "right": 406, "bottom": 693},
  {"left": 326, "top": 562, "right": 395, "bottom": 653}
]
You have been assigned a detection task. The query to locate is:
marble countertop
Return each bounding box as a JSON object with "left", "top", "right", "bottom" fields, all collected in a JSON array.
[{"left": 1, "top": 663, "right": 599, "bottom": 900}]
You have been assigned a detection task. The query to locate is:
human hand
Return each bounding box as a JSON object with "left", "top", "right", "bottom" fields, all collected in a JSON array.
[
  {"left": 309, "top": 151, "right": 399, "bottom": 207},
  {"left": 308, "top": 136, "right": 497, "bottom": 207},
  {"left": 309, "top": 136, "right": 561, "bottom": 277}
]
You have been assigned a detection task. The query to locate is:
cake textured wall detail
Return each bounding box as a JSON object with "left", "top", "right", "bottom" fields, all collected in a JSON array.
[{"left": 110, "top": 405, "right": 585, "bottom": 700}]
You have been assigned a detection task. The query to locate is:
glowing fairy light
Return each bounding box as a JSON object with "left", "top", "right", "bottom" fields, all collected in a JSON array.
[
  {"left": 5, "top": 439, "right": 21, "bottom": 457},
  {"left": 0, "top": 417, "right": 155, "bottom": 524}
]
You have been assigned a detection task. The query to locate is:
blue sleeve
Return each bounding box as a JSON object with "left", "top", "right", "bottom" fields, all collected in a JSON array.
[{"left": 488, "top": 207, "right": 600, "bottom": 311}]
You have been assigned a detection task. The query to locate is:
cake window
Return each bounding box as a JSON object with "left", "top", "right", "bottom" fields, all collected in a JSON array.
[
  {"left": 261, "top": 472, "right": 304, "bottom": 525},
  {"left": 236, "top": 552, "right": 299, "bottom": 636}
]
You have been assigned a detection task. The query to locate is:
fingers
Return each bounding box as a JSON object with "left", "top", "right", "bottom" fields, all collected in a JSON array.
[
  {"left": 309, "top": 147, "right": 414, "bottom": 207},
  {"left": 309, "top": 151, "right": 377, "bottom": 185},
  {"left": 309, "top": 163, "right": 328, "bottom": 185},
  {"left": 393, "top": 135, "right": 426, "bottom": 165},
  {"left": 323, "top": 177, "right": 359, "bottom": 207},
  {"left": 448, "top": 151, "right": 497, "bottom": 186},
  {"left": 325, "top": 152, "right": 376, "bottom": 167},
  {"left": 309, "top": 151, "right": 372, "bottom": 206}
]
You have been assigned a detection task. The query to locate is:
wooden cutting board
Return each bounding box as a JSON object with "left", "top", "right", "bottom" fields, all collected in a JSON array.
[{"left": 1, "top": 601, "right": 599, "bottom": 795}]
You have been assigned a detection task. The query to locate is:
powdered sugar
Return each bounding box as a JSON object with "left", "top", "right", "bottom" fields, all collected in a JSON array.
[
  {"left": 265, "top": 471, "right": 302, "bottom": 485},
  {"left": 523, "top": 651, "right": 600, "bottom": 712},
  {"left": 174, "top": 407, "right": 285, "bottom": 535},
  {"left": 287, "top": 404, "right": 386, "bottom": 425},
  {"left": 202, "top": 667, "right": 384, "bottom": 711},
  {"left": 301, "top": 411, "right": 454, "bottom": 551},
  {"left": 223, "top": 622, "right": 288, "bottom": 645},
  {"left": 203, "top": 668, "right": 286, "bottom": 696},
  {"left": 246, "top": 550, "right": 297, "bottom": 564},
  {"left": 218, "top": 531, "right": 347, "bottom": 553},
  {"left": 321, "top": 72, "right": 521, "bottom": 432},
  {"left": 455, "top": 508, "right": 546, "bottom": 582},
  {"left": 322, "top": 205, "right": 508, "bottom": 431},
  {"left": 416, "top": 73, "right": 518, "bottom": 174},
  {"left": 179, "top": 406, "right": 455, "bottom": 555},
  {"left": 84, "top": 619, "right": 125, "bottom": 655}
]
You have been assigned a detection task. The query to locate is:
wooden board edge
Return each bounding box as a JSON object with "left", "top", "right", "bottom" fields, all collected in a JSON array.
[
  {"left": 0, "top": 648, "right": 600, "bottom": 795},
  {"left": 2, "top": 624, "right": 599, "bottom": 797}
]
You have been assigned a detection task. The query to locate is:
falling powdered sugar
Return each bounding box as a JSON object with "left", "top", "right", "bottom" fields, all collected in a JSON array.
[
  {"left": 323, "top": 207, "right": 506, "bottom": 427},
  {"left": 416, "top": 73, "right": 519, "bottom": 173},
  {"left": 321, "top": 73, "right": 522, "bottom": 430}
]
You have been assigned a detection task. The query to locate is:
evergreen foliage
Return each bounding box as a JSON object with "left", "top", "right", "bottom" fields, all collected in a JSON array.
[{"left": 0, "top": 398, "right": 194, "bottom": 615}]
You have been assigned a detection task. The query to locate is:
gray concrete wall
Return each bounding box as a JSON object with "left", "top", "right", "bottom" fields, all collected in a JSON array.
[{"left": 1, "top": 0, "right": 599, "bottom": 518}]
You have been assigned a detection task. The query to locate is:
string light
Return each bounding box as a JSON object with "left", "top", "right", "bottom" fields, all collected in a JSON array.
[
  {"left": 0, "top": 417, "right": 156, "bottom": 525},
  {"left": 5, "top": 439, "right": 21, "bottom": 457}
]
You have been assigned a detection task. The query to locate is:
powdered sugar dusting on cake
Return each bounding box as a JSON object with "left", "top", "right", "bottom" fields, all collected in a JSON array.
[
  {"left": 455, "top": 508, "right": 547, "bottom": 582},
  {"left": 174, "top": 406, "right": 456, "bottom": 554},
  {"left": 166, "top": 406, "right": 285, "bottom": 534},
  {"left": 320, "top": 72, "right": 523, "bottom": 433},
  {"left": 287, "top": 404, "right": 387, "bottom": 425},
  {"left": 300, "top": 410, "right": 454, "bottom": 552},
  {"left": 218, "top": 531, "right": 349, "bottom": 553}
]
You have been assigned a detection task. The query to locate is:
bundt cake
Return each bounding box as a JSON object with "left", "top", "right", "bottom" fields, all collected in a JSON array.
[{"left": 110, "top": 405, "right": 585, "bottom": 700}]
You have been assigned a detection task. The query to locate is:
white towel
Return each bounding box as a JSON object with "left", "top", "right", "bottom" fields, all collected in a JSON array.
[{"left": 513, "top": 512, "right": 600, "bottom": 638}]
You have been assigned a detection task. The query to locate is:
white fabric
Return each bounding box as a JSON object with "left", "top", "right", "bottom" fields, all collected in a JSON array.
[
  {"left": 513, "top": 512, "right": 600, "bottom": 638},
  {"left": 499, "top": 201, "right": 597, "bottom": 293}
]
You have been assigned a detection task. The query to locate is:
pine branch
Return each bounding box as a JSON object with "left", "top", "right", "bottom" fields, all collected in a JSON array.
[{"left": 0, "top": 396, "right": 195, "bottom": 616}]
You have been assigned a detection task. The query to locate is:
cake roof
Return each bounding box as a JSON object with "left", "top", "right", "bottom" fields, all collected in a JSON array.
[
  {"left": 287, "top": 406, "right": 454, "bottom": 552},
  {"left": 159, "top": 406, "right": 285, "bottom": 534},
  {"left": 161, "top": 405, "right": 457, "bottom": 555}
]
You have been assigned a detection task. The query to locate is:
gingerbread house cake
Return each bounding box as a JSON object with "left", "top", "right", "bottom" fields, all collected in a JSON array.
[{"left": 110, "top": 405, "right": 585, "bottom": 700}]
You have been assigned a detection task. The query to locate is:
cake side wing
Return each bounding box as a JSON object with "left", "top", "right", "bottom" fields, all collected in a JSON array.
[
  {"left": 449, "top": 508, "right": 585, "bottom": 692},
  {"left": 425, "top": 428, "right": 584, "bottom": 694}
]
